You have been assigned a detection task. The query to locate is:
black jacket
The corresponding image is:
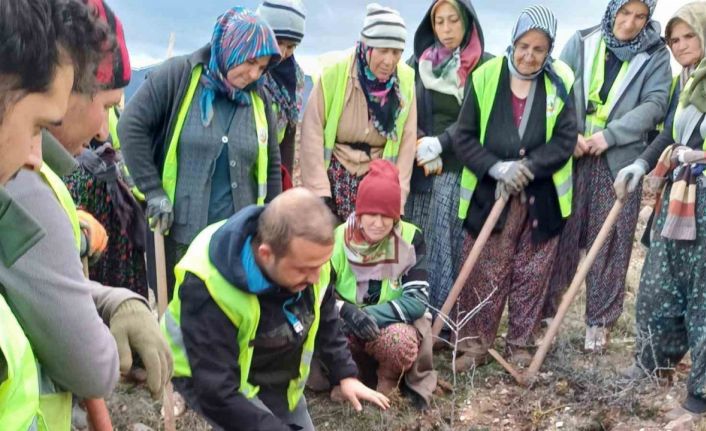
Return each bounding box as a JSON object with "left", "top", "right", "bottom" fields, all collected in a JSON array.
[
  {"left": 173, "top": 206, "right": 357, "bottom": 431},
  {"left": 408, "top": 0, "right": 490, "bottom": 192},
  {"left": 452, "top": 57, "right": 577, "bottom": 242}
]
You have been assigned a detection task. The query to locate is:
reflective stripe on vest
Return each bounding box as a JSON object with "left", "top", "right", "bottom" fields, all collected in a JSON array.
[
  {"left": 0, "top": 295, "right": 40, "bottom": 430},
  {"left": 162, "top": 221, "right": 330, "bottom": 411},
  {"left": 332, "top": 220, "right": 417, "bottom": 305},
  {"left": 320, "top": 54, "right": 415, "bottom": 168},
  {"left": 458, "top": 57, "right": 575, "bottom": 220},
  {"left": 161, "top": 65, "right": 270, "bottom": 208},
  {"left": 39, "top": 164, "right": 81, "bottom": 250},
  {"left": 584, "top": 39, "right": 630, "bottom": 135}
]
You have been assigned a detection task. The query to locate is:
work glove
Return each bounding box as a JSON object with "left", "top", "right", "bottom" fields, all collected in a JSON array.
[
  {"left": 77, "top": 210, "right": 108, "bottom": 263},
  {"left": 613, "top": 159, "right": 648, "bottom": 201},
  {"left": 109, "top": 300, "right": 173, "bottom": 400},
  {"left": 671, "top": 145, "right": 706, "bottom": 165},
  {"left": 422, "top": 156, "right": 443, "bottom": 176},
  {"left": 495, "top": 181, "right": 512, "bottom": 201},
  {"left": 146, "top": 194, "right": 173, "bottom": 235},
  {"left": 416, "top": 137, "right": 443, "bottom": 165},
  {"left": 339, "top": 302, "right": 380, "bottom": 342},
  {"left": 488, "top": 161, "right": 534, "bottom": 192}
]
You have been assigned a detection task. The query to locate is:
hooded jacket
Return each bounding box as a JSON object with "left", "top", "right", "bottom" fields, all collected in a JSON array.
[
  {"left": 408, "top": 0, "right": 491, "bottom": 192},
  {"left": 173, "top": 206, "right": 357, "bottom": 431},
  {"left": 560, "top": 22, "right": 671, "bottom": 177}
]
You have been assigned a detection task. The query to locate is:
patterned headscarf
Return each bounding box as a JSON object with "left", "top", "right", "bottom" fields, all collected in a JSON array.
[
  {"left": 601, "top": 0, "right": 659, "bottom": 62},
  {"left": 355, "top": 41, "right": 403, "bottom": 141},
  {"left": 200, "top": 7, "right": 281, "bottom": 127}
]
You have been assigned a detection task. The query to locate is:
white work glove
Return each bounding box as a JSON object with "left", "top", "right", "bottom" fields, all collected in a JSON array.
[
  {"left": 613, "top": 159, "right": 648, "bottom": 201},
  {"left": 422, "top": 156, "right": 443, "bottom": 176},
  {"left": 416, "top": 137, "right": 442, "bottom": 165}
]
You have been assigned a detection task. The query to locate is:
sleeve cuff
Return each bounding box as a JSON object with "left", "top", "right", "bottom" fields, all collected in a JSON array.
[{"left": 603, "top": 129, "right": 617, "bottom": 147}]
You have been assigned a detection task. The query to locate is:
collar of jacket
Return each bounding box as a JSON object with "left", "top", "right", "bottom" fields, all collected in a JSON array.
[
  {"left": 0, "top": 186, "right": 44, "bottom": 267},
  {"left": 41, "top": 130, "right": 78, "bottom": 177}
]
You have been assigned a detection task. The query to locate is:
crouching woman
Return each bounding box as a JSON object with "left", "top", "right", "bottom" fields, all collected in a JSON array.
[{"left": 329, "top": 160, "right": 437, "bottom": 409}]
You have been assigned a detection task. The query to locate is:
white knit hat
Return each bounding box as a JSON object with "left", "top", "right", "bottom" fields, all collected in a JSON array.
[
  {"left": 257, "top": 0, "right": 306, "bottom": 43},
  {"left": 360, "top": 3, "right": 407, "bottom": 50}
]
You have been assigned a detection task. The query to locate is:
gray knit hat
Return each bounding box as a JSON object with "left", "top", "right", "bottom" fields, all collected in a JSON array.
[
  {"left": 257, "top": 0, "right": 306, "bottom": 43},
  {"left": 360, "top": 3, "right": 407, "bottom": 50}
]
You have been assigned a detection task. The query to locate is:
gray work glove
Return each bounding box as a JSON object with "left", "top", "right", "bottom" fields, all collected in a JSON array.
[
  {"left": 339, "top": 302, "right": 380, "bottom": 342},
  {"left": 146, "top": 194, "right": 173, "bottom": 234},
  {"left": 613, "top": 159, "right": 648, "bottom": 201},
  {"left": 110, "top": 300, "right": 173, "bottom": 400},
  {"left": 488, "top": 161, "right": 534, "bottom": 192}
]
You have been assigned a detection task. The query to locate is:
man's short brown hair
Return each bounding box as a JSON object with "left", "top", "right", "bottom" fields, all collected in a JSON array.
[{"left": 254, "top": 188, "right": 337, "bottom": 258}]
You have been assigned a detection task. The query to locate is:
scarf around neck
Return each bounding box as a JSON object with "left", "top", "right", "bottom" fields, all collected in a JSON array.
[
  {"left": 262, "top": 56, "right": 305, "bottom": 135},
  {"left": 343, "top": 213, "right": 416, "bottom": 282},
  {"left": 418, "top": 25, "right": 481, "bottom": 105},
  {"left": 355, "top": 42, "right": 402, "bottom": 141}
]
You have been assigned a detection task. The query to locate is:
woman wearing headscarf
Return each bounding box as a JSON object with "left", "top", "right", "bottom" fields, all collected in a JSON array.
[
  {"left": 451, "top": 5, "right": 577, "bottom": 370},
  {"left": 544, "top": 0, "right": 671, "bottom": 352},
  {"left": 405, "top": 0, "right": 486, "bottom": 310},
  {"left": 257, "top": 0, "right": 307, "bottom": 189},
  {"left": 300, "top": 3, "right": 417, "bottom": 222},
  {"left": 330, "top": 160, "right": 436, "bottom": 410},
  {"left": 119, "top": 7, "right": 282, "bottom": 295},
  {"left": 612, "top": 4, "right": 706, "bottom": 421},
  {"left": 615, "top": 1, "right": 706, "bottom": 195}
]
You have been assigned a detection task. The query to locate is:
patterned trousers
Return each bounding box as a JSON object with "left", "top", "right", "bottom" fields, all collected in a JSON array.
[
  {"left": 457, "top": 197, "right": 559, "bottom": 349},
  {"left": 544, "top": 156, "right": 641, "bottom": 327},
  {"left": 635, "top": 180, "right": 706, "bottom": 400},
  {"left": 405, "top": 169, "right": 467, "bottom": 310}
]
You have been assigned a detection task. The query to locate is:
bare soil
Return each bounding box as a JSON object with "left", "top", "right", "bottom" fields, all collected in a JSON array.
[{"left": 101, "top": 152, "right": 706, "bottom": 430}]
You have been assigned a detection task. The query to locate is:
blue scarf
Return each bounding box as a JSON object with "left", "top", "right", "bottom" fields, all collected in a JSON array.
[{"left": 200, "top": 7, "right": 280, "bottom": 127}]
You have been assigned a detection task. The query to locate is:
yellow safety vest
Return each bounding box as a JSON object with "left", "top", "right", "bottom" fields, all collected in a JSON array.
[
  {"left": 656, "top": 76, "right": 680, "bottom": 133},
  {"left": 39, "top": 164, "right": 81, "bottom": 250},
  {"left": 319, "top": 54, "right": 415, "bottom": 168},
  {"left": 161, "top": 65, "right": 269, "bottom": 209},
  {"left": 0, "top": 294, "right": 40, "bottom": 430},
  {"left": 458, "top": 57, "right": 575, "bottom": 219},
  {"left": 109, "top": 107, "right": 146, "bottom": 201},
  {"left": 35, "top": 166, "right": 86, "bottom": 430},
  {"left": 332, "top": 220, "right": 417, "bottom": 305},
  {"left": 584, "top": 39, "right": 630, "bottom": 135},
  {"left": 161, "top": 221, "right": 330, "bottom": 412}
]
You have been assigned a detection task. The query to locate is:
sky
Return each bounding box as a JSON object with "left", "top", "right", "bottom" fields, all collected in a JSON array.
[{"left": 110, "top": 0, "right": 694, "bottom": 72}]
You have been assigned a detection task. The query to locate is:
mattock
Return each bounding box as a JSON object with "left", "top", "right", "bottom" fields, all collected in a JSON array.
[{"left": 488, "top": 199, "right": 626, "bottom": 386}]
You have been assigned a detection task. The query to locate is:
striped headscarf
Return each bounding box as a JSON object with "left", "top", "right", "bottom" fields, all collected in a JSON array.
[
  {"left": 505, "top": 5, "right": 569, "bottom": 103},
  {"left": 601, "top": 0, "right": 659, "bottom": 62},
  {"left": 200, "top": 7, "right": 281, "bottom": 127}
]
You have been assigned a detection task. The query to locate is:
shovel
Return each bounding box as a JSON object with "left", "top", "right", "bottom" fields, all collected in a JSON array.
[
  {"left": 489, "top": 199, "right": 626, "bottom": 386},
  {"left": 432, "top": 196, "right": 508, "bottom": 337}
]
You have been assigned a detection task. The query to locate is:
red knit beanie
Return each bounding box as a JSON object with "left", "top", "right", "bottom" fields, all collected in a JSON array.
[
  {"left": 355, "top": 160, "right": 401, "bottom": 219},
  {"left": 84, "top": 0, "right": 131, "bottom": 89}
]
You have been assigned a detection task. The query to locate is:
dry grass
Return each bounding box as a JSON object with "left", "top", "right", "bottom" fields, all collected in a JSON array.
[{"left": 103, "top": 157, "right": 706, "bottom": 430}]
